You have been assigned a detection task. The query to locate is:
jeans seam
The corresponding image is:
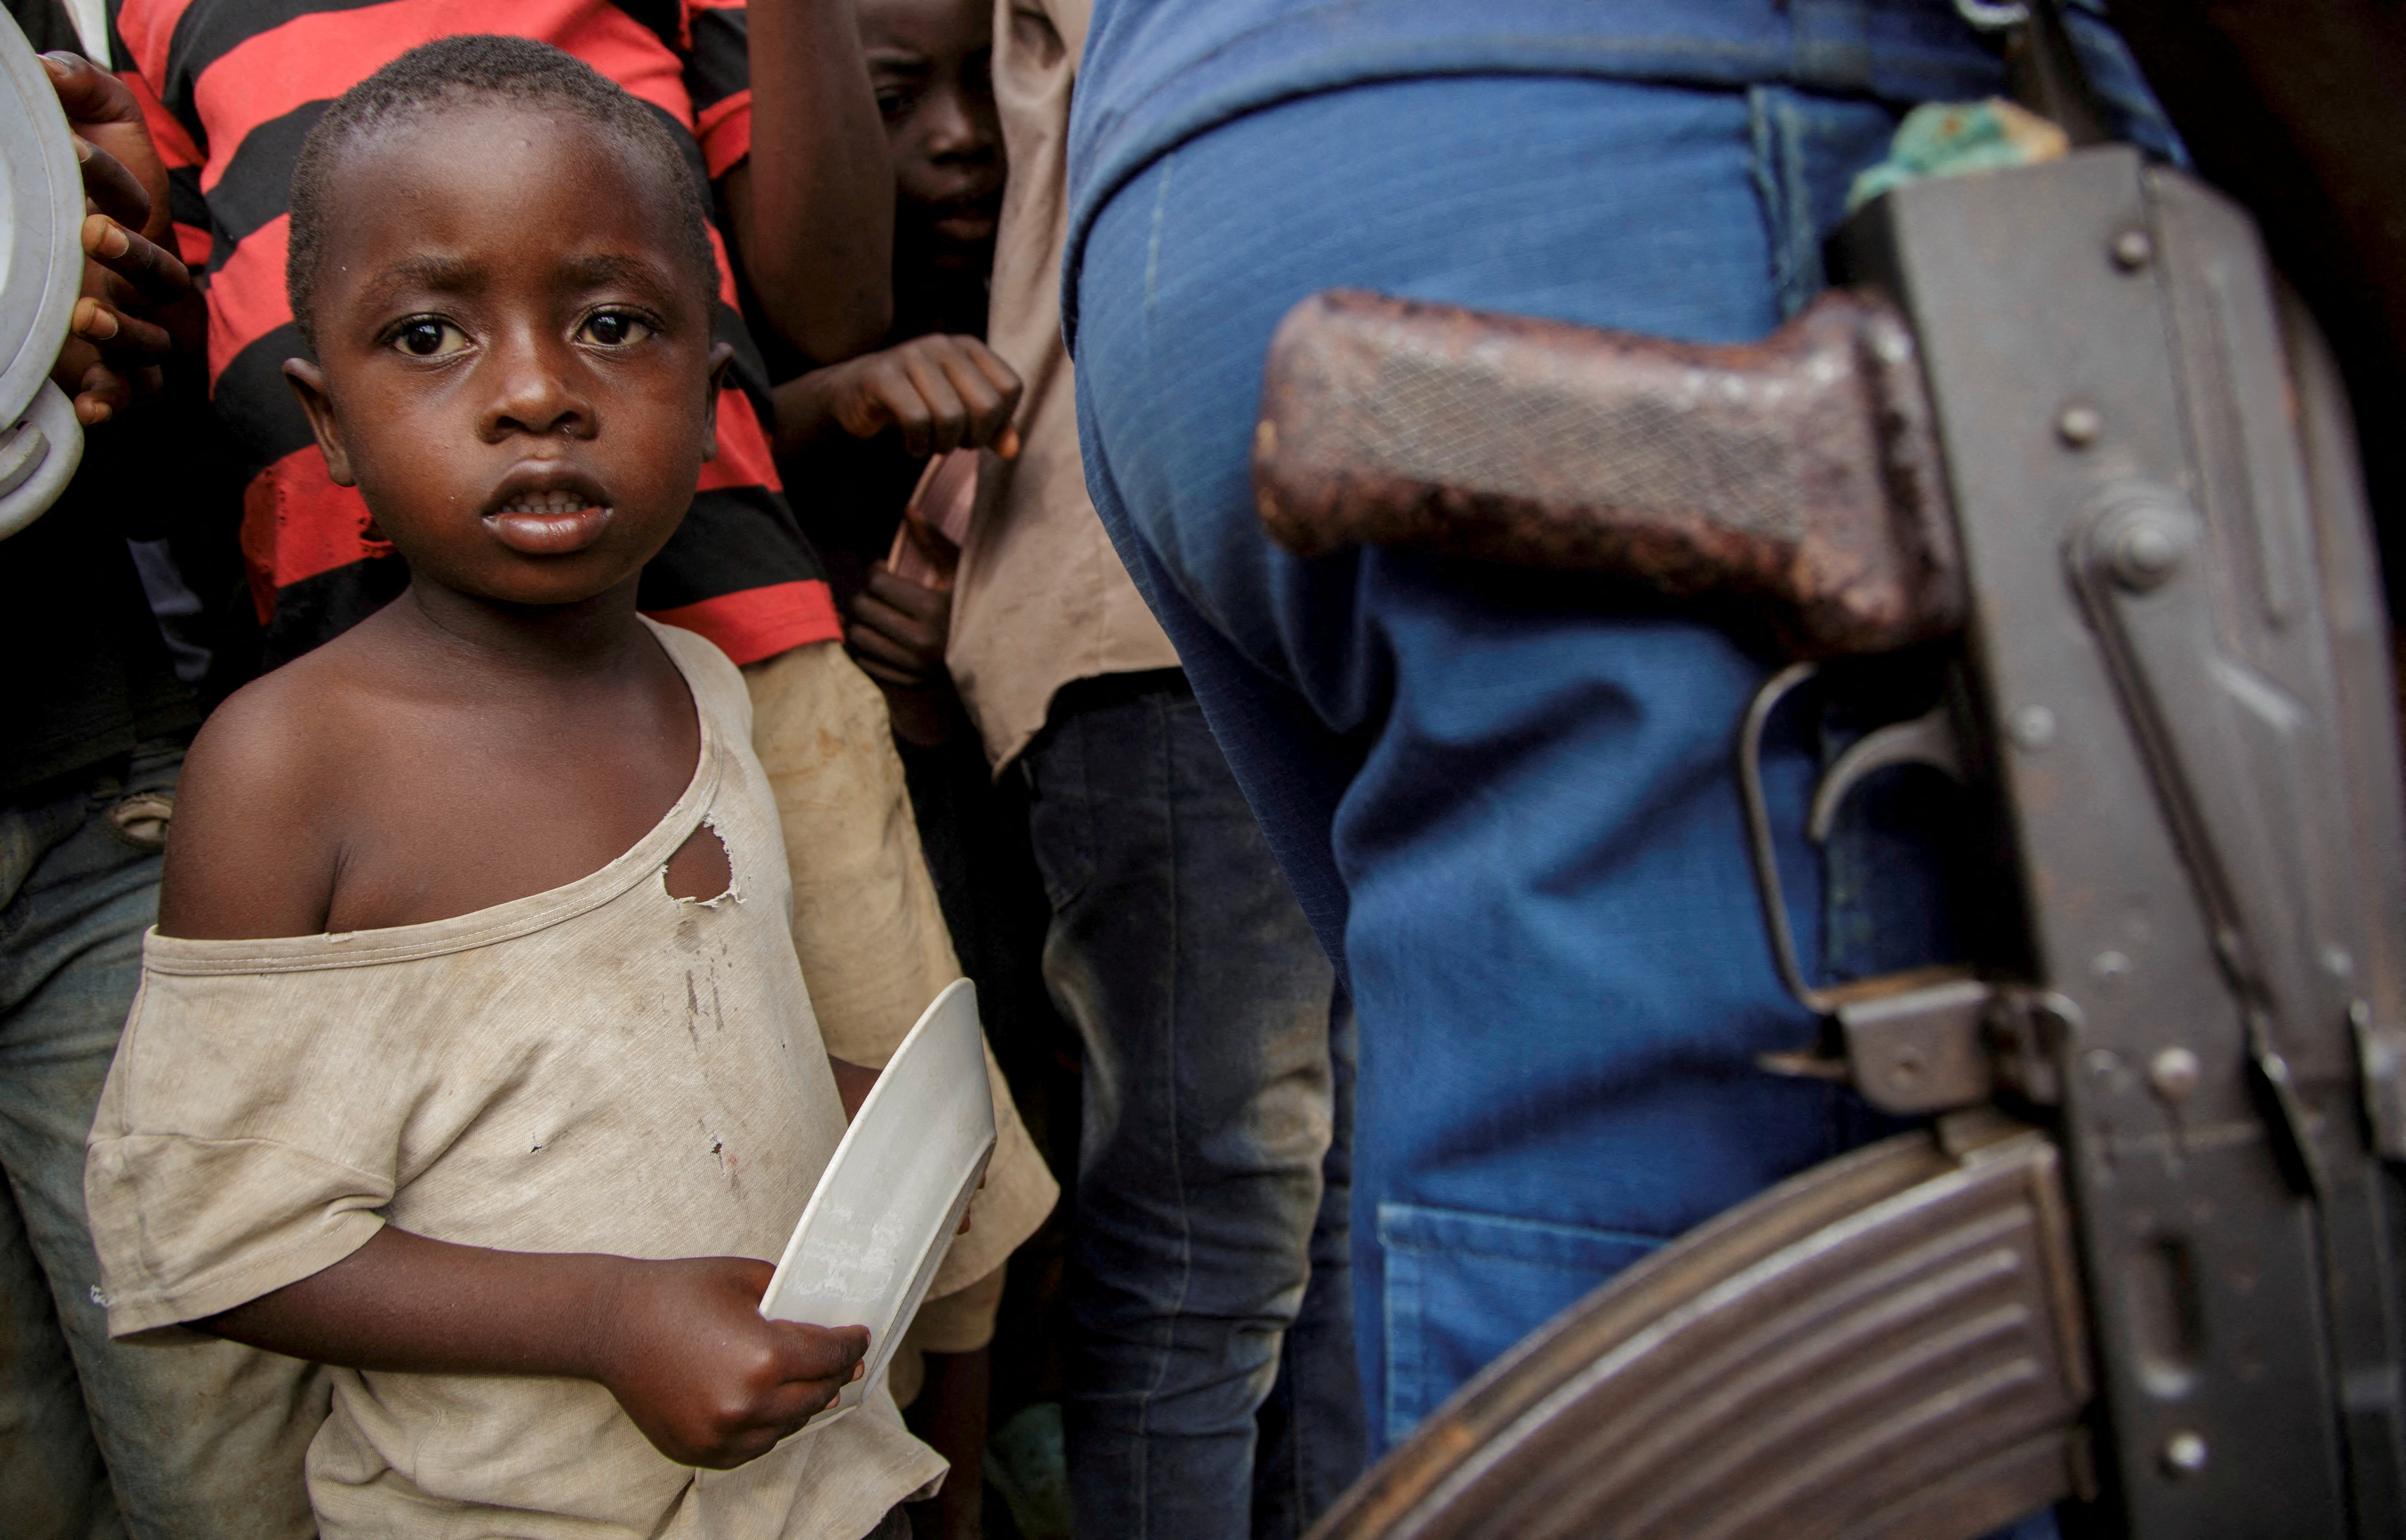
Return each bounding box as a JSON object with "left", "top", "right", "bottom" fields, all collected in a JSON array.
[{"left": 1135, "top": 688, "right": 1192, "bottom": 1540}]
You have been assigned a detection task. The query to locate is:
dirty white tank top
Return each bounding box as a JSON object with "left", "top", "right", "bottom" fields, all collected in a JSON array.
[{"left": 85, "top": 620, "right": 944, "bottom": 1540}]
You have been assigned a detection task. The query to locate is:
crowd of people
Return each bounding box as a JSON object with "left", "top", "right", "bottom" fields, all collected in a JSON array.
[{"left": 0, "top": 1, "right": 2193, "bottom": 1539}]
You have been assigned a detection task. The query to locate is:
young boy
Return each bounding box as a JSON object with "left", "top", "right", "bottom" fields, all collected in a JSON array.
[{"left": 84, "top": 39, "right": 946, "bottom": 1539}]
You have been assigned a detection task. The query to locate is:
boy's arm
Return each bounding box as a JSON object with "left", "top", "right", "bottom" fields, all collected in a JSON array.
[
  {"left": 720, "top": 0, "right": 892, "bottom": 361},
  {"left": 204, "top": 1228, "right": 867, "bottom": 1470},
  {"left": 771, "top": 334, "right": 1024, "bottom": 458}
]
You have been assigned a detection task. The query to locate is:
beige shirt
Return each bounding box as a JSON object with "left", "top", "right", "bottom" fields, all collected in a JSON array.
[
  {"left": 744, "top": 643, "right": 1056, "bottom": 1300},
  {"left": 87, "top": 621, "right": 947, "bottom": 1540},
  {"left": 944, "top": 0, "right": 1180, "bottom": 772}
]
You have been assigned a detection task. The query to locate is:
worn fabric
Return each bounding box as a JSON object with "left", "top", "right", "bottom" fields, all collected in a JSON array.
[
  {"left": 0, "top": 745, "right": 323, "bottom": 1540},
  {"left": 87, "top": 623, "right": 944, "bottom": 1540},
  {"left": 942, "top": 0, "right": 1177, "bottom": 775},
  {"left": 1024, "top": 675, "right": 1363, "bottom": 1539},
  {"left": 1065, "top": 58, "right": 2046, "bottom": 1454},
  {"left": 112, "top": 0, "right": 839, "bottom": 668},
  {"left": 742, "top": 642, "right": 1058, "bottom": 1298}
]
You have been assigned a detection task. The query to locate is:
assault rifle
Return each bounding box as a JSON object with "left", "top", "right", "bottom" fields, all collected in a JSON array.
[{"left": 1254, "top": 144, "right": 2406, "bottom": 1538}]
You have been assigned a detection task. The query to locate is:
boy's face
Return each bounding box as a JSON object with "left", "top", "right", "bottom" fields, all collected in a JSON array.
[
  {"left": 861, "top": 0, "right": 1004, "bottom": 273},
  {"left": 285, "top": 105, "right": 729, "bottom": 610}
]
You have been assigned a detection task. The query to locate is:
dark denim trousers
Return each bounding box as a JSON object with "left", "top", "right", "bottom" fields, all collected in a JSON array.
[
  {"left": 1023, "top": 673, "right": 1363, "bottom": 1539},
  {"left": 0, "top": 745, "right": 324, "bottom": 1540}
]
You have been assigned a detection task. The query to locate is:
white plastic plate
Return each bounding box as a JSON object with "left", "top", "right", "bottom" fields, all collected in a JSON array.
[{"left": 760, "top": 977, "right": 995, "bottom": 1424}]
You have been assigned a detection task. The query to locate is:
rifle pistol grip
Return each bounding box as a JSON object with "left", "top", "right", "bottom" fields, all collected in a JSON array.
[{"left": 1252, "top": 286, "right": 1967, "bottom": 657}]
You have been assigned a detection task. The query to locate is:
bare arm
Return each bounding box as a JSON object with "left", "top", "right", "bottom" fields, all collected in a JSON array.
[
  {"left": 154, "top": 676, "right": 346, "bottom": 940},
  {"left": 205, "top": 1228, "right": 866, "bottom": 1469},
  {"left": 723, "top": 0, "right": 892, "bottom": 360},
  {"left": 770, "top": 333, "right": 1023, "bottom": 456}
]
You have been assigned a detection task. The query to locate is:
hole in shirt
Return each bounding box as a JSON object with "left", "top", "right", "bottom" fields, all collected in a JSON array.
[{"left": 663, "top": 823, "right": 733, "bottom": 903}]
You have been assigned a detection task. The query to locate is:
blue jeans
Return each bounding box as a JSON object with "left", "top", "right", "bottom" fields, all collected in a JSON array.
[
  {"left": 1070, "top": 74, "right": 2018, "bottom": 1453},
  {"left": 0, "top": 747, "right": 324, "bottom": 1540},
  {"left": 1023, "top": 673, "right": 1364, "bottom": 1539}
]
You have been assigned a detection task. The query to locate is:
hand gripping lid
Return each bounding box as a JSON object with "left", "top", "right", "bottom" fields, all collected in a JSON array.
[{"left": 0, "top": 8, "right": 87, "bottom": 540}]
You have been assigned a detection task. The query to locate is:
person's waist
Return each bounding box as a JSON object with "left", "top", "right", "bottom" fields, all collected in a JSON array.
[
  {"left": 1063, "top": 0, "right": 2005, "bottom": 348},
  {"left": 1047, "top": 667, "right": 1192, "bottom": 722}
]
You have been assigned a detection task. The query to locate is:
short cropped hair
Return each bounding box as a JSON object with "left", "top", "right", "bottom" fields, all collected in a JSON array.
[{"left": 286, "top": 34, "right": 719, "bottom": 348}]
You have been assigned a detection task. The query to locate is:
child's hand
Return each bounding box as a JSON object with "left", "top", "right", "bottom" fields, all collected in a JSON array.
[
  {"left": 848, "top": 561, "right": 954, "bottom": 694},
  {"left": 819, "top": 335, "right": 1023, "bottom": 458},
  {"left": 39, "top": 53, "right": 203, "bottom": 425},
  {"left": 595, "top": 1256, "right": 868, "bottom": 1469},
  {"left": 58, "top": 214, "right": 197, "bottom": 423}
]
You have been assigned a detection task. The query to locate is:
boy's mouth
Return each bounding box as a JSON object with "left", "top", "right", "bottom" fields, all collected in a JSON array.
[
  {"left": 927, "top": 187, "right": 1002, "bottom": 247},
  {"left": 483, "top": 485, "right": 614, "bottom": 555}
]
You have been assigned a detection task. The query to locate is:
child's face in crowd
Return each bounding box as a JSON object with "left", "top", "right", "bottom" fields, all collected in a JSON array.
[
  {"left": 861, "top": 0, "right": 1005, "bottom": 273},
  {"left": 283, "top": 106, "right": 730, "bottom": 611}
]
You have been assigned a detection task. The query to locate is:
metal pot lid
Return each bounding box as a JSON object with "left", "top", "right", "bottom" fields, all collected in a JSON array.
[
  {"left": 0, "top": 10, "right": 89, "bottom": 535},
  {"left": 0, "top": 11, "right": 82, "bottom": 426}
]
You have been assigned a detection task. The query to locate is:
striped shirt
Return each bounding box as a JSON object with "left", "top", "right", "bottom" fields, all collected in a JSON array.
[{"left": 115, "top": 0, "right": 840, "bottom": 666}]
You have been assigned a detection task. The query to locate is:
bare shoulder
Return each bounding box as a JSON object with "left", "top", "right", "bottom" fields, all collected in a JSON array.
[{"left": 157, "top": 644, "right": 373, "bottom": 941}]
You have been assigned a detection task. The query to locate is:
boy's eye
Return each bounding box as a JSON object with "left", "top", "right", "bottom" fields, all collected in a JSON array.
[
  {"left": 578, "top": 311, "right": 653, "bottom": 348},
  {"left": 392, "top": 318, "right": 469, "bottom": 358}
]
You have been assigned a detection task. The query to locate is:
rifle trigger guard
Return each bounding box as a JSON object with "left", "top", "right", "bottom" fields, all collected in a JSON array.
[{"left": 1738, "top": 662, "right": 1832, "bottom": 1015}]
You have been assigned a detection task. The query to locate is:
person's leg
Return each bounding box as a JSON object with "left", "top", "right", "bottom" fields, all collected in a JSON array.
[
  {"left": 1026, "top": 675, "right": 1354, "bottom": 1540},
  {"left": 1249, "top": 997, "right": 1360, "bottom": 1540},
  {"left": 0, "top": 747, "right": 324, "bottom": 1540},
  {"left": 0, "top": 772, "right": 118, "bottom": 1540},
  {"left": 899, "top": 1264, "right": 1009, "bottom": 1540}
]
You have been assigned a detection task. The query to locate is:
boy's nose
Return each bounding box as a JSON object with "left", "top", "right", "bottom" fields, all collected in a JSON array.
[
  {"left": 480, "top": 332, "right": 595, "bottom": 440},
  {"left": 922, "top": 87, "right": 996, "bottom": 162}
]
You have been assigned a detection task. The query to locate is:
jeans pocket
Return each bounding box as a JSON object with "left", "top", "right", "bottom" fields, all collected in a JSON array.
[
  {"left": 1378, "top": 1201, "right": 1662, "bottom": 1447},
  {"left": 1022, "top": 729, "right": 1099, "bottom": 915}
]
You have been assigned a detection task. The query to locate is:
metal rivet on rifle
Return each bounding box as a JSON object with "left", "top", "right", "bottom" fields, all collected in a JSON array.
[
  {"left": 2111, "top": 229, "right": 2155, "bottom": 272},
  {"left": 2092, "top": 950, "right": 2132, "bottom": 981},
  {"left": 1889, "top": 1046, "right": 1925, "bottom": 1086},
  {"left": 2161, "top": 1430, "right": 2208, "bottom": 1478},
  {"left": 2150, "top": 1046, "right": 2202, "bottom": 1102},
  {"left": 2056, "top": 403, "right": 2104, "bottom": 448},
  {"left": 2322, "top": 945, "right": 2354, "bottom": 978},
  {"left": 2108, "top": 514, "right": 2186, "bottom": 591},
  {"left": 2007, "top": 705, "right": 2056, "bottom": 751}
]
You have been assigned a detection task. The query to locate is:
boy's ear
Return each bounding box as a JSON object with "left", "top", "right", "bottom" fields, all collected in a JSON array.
[
  {"left": 282, "top": 357, "right": 358, "bottom": 488},
  {"left": 698, "top": 341, "right": 735, "bottom": 463}
]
